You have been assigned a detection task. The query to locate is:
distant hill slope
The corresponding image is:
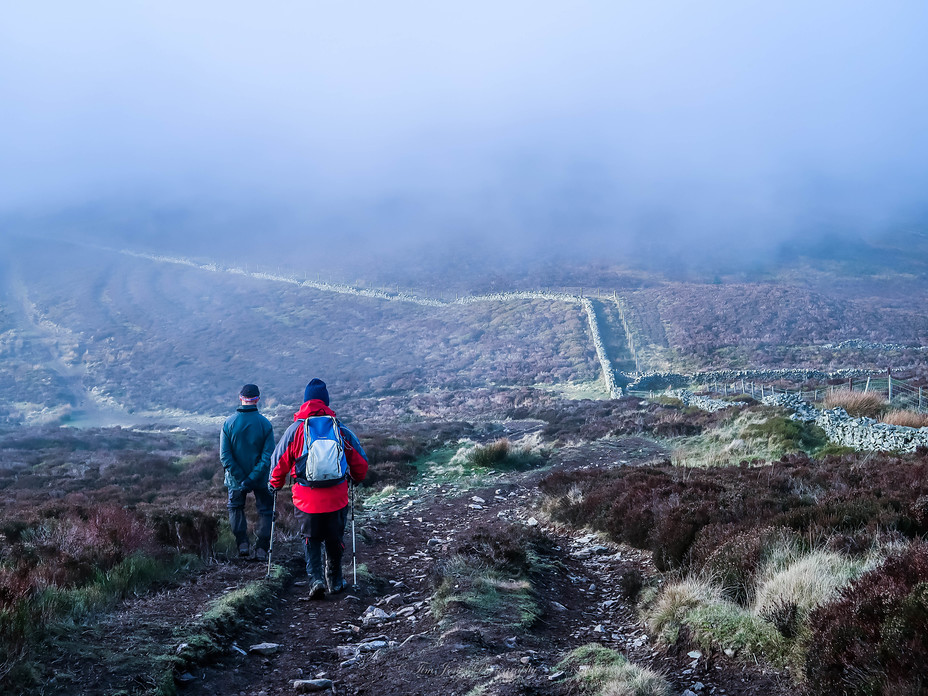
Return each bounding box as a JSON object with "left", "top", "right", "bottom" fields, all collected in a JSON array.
[{"left": 0, "top": 239, "right": 601, "bottom": 425}]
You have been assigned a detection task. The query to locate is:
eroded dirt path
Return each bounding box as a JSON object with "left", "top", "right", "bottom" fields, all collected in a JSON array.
[{"left": 58, "top": 436, "right": 790, "bottom": 696}]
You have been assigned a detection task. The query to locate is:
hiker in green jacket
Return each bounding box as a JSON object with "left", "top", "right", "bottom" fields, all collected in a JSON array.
[{"left": 220, "top": 384, "right": 275, "bottom": 560}]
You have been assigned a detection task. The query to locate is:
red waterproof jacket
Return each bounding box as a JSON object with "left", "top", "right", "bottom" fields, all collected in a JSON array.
[{"left": 269, "top": 400, "right": 368, "bottom": 514}]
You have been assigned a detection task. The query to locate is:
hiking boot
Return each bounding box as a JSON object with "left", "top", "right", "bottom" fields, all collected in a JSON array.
[
  {"left": 238, "top": 542, "right": 250, "bottom": 557},
  {"left": 255, "top": 547, "right": 267, "bottom": 562},
  {"left": 305, "top": 538, "right": 326, "bottom": 598},
  {"left": 309, "top": 580, "right": 326, "bottom": 599},
  {"left": 328, "top": 576, "right": 350, "bottom": 594},
  {"left": 326, "top": 563, "right": 349, "bottom": 594}
]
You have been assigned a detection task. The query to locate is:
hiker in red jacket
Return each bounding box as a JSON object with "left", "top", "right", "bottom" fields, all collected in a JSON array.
[{"left": 268, "top": 379, "right": 368, "bottom": 598}]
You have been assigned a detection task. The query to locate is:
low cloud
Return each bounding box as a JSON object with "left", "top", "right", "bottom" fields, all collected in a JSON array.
[{"left": 2, "top": 2, "right": 927, "bottom": 275}]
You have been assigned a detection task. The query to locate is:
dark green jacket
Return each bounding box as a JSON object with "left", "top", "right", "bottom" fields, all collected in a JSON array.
[{"left": 220, "top": 405, "right": 275, "bottom": 491}]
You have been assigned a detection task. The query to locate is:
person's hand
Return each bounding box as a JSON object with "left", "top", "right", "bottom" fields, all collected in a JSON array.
[{"left": 268, "top": 484, "right": 278, "bottom": 495}]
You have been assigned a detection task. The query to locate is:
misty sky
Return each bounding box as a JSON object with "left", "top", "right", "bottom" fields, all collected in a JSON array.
[{"left": 2, "top": 2, "right": 928, "bottom": 268}]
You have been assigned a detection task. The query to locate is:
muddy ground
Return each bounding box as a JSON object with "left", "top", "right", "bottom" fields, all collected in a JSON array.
[{"left": 52, "top": 436, "right": 791, "bottom": 696}]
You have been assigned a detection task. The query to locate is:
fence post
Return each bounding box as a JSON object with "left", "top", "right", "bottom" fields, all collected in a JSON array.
[
  {"left": 920, "top": 387, "right": 923, "bottom": 412},
  {"left": 864, "top": 376, "right": 870, "bottom": 392},
  {"left": 741, "top": 378, "right": 746, "bottom": 393},
  {"left": 888, "top": 370, "right": 893, "bottom": 403}
]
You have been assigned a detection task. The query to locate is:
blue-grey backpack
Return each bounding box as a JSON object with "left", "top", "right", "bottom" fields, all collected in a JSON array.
[{"left": 295, "top": 416, "right": 349, "bottom": 488}]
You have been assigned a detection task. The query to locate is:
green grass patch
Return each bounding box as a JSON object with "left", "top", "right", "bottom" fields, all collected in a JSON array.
[
  {"left": 157, "top": 564, "right": 289, "bottom": 696},
  {"left": 742, "top": 415, "right": 827, "bottom": 454},
  {"left": 431, "top": 556, "right": 539, "bottom": 629},
  {"left": 535, "top": 380, "right": 611, "bottom": 400},
  {"left": 557, "top": 643, "right": 672, "bottom": 695},
  {"left": 684, "top": 602, "right": 791, "bottom": 665},
  {"left": 812, "top": 442, "right": 856, "bottom": 457},
  {"left": 651, "top": 396, "right": 686, "bottom": 408},
  {"left": 37, "top": 553, "right": 192, "bottom": 626}
]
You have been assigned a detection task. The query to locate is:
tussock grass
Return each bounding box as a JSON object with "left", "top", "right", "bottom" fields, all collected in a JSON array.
[
  {"left": 823, "top": 389, "right": 886, "bottom": 418},
  {"left": 458, "top": 438, "right": 546, "bottom": 470},
  {"left": 752, "top": 548, "right": 879, "bottom": 623},
  {"left": 881, "top": 409, "right": 928, "bottom": 428},
  {"left": 645, "top": 577, "right": 723, "bottom": 643},
  {"left": 644, "top": 576, "right": 790, "bottom": 664},
  {"left": 557, "top": 643, "right": 672, "bottom": 696},
  {"left": 420, "top": 439, "right": 547, "bottom": 486},
  {"left": 467, "top": 439, "right": 513, "bottom": 467},
  {"left": 644, "top": 541, "right": 888, "bottom": 670},
  {"left": 669, "top": 409, "right": 788, "bottom": 467}
]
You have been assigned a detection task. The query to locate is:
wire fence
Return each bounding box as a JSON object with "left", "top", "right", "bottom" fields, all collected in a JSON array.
[{"left": 631, "top": 373, "right": 927, "bottom": 413}]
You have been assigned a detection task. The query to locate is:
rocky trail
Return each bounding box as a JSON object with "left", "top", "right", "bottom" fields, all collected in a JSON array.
[{"left": 59, "top": 438, "right": 791, "bottom": 696}]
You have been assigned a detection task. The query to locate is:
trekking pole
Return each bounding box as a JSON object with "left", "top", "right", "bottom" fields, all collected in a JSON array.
[
  {"left": 351, "top": 480, "right": 357, "bottom": 587},
  {"left": 267, "top": 490, "right": 277, "bottom": 578}
]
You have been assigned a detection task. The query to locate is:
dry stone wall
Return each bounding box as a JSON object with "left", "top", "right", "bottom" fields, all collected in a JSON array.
[
  {"left": 751, "top": 392, "right": 928, "bottom": 453},
  {"left": 666, "top": 389, "right": 747, "bottom": 413},
  {"left": 119, "top": 250, "right": 621, "bottom": 396},
  {"left": 119, "top": 249, "right": 913, "bottom": 413}
]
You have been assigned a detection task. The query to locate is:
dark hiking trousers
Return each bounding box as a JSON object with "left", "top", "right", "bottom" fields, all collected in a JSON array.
[
  {"left": 295, "top": 505, "right": 349, "bottom": 583},
  {"left": 227, "top": 485, "right": 274, "bottom": 551}
]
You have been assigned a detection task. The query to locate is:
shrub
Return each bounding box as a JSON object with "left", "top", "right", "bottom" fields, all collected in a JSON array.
[
  {"left": 361, "top": 460, "right": 417, "bottom": 489},
  {"left": 617, "top": 567, "right": 644, "bottom": 601},
  {"left": 541, "top": 449, "right": 928, "bottom": 573},
  {"left": 881, "top": 409, "right": 928, "bottom": 428},
  {"left": 149, "top": 508, "right": 219, "bottom": 559},
  {"left": 823, "top": 389, "right": 886, "bottom": 418},
  {"left": 804, "top": 542, "right": 928, "bottom": 695}
]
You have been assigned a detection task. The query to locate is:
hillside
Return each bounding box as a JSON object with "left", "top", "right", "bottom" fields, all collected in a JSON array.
[
  {"left": 0, "top": 238, "right": 606, "bottom": 426},
  {"left": 2, "top": 236, "right": 928, "bottom": 694},
  {"left": 5, "top": 234, "right": 928, "bottom": 429},
  {"left": 5, "top": 390, "right": 928, "bottom": 695}
]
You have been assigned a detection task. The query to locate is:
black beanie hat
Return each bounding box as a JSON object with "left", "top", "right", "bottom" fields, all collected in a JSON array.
[
  {"left": 303, "top": 378, "right": 329, "bottom": 405},
  {"left": 240, "top": 384, "right": 260, "bottom": 398}
]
